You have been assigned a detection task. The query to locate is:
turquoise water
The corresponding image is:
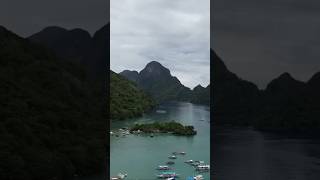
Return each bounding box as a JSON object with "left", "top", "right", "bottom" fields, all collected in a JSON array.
[{"left": 110, "top": 102, "right": 210, "bottom": 180}]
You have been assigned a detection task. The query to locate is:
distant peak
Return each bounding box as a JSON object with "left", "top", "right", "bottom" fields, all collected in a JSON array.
[
  {"left": 193, "top": 84, "right": 204, "bottom": 90},
  {"left": 41, "top": 26, "right": 68, "bottom": 33},
  {"left": 279, "top": 72, "right": 292, "bottom": 79},
  {"left": 146, "top": 61, "right": 163, "bottom": 67},
  {"left": 121, "top": 70, "right": 138, "bottom": 74}
]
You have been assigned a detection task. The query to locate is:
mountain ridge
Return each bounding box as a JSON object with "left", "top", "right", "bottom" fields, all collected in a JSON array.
[
  {"left": 119, "top": 61, "right": 210, "bottom": 104},
  {"left": 213, "top": 49, "right": 320, "bottom": 130}
]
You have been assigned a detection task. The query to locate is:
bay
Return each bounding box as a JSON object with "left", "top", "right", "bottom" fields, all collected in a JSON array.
[{"left": 110, "top": 102, "right": 210, "bottom": 180}]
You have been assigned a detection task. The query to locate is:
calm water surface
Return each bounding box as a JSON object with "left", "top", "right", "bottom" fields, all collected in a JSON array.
[
  {"left": 213, "top": 127, "right": 320, "bottom": 180},
  {"left": 110, "top": 102, "right": 210, "bottom": 180}
]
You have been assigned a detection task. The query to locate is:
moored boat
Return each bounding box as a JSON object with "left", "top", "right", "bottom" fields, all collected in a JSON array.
[
  {"left": 185, "top": 160, "right": 193, "bottom": 163},
  {"left": 168, "top": 155, "right": 177, "bottom": 159},
  {"left": 110, "top": 173, "right": 127, "bottom": 180},
  {"left": 157, "top": 172, "right": 179, "bottom": 179},
  {"left": 196, "top": 165, "right": 210, "bottom": 171},
  {"left": 156, "top": 165, "right": 172, "bottom": 170}
]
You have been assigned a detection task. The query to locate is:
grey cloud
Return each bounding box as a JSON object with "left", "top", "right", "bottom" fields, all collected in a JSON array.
[
  {"left": 213, "top": 0, "right": 320, "bottom": 88},
  {"left": 0, "top": 0, "right": 108, "bottom": 37},
  {"left": 111, "top": 0, "right": 210, "bottom": 88}
]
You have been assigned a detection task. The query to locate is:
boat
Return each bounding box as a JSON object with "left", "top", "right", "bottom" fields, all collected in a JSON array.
[
  {"left": 192, "top": 161, "right": 205, "bottom": 166},
  {"left": 168, "top": 155, "right": 177, "bottom": 159},
  {"left": 166, "top": 161, "right": 175, "bottom": 165},
  {"left": 179, "top": 151, "right": 186, "bottom": 155},
  {"left": 156, "top": 165, "right": 171, "bottom": 170},
  {"left": 194, "top": 175, "right": 204, "bottom": 180},
  {"left": 166, "top": 178, "right": 175, "bottom": 180},
  {"left": 196, "top": 165, "right": 210, "bottom": 171},
  {"left": 110, "top": 173, "right": 127, "bottom": 180},
  {"left": 186, "top": 175, "right": 204, "bottom": 180},
  {"left": 185, "top": 160, "right": 193, "bottom": 163},
  {"left": 157, "top": 172, "right": 179, "bottom": 179}
]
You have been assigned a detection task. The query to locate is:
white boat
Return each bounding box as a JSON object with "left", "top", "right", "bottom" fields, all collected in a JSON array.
[
  {"left": 156, "top": 165, "right": 171, "bottom": 170},
  {"left": 185, "top": 160, "right": 193, "bottom": 163},
  {"left": 196, "top": 165, "right": 210, "bottom": 171},
  {"left": 194, "top": 175, "right": 204, "bottom": 180},
  {"left": 110, "top": 173, "right": 127, "bottom": 180},
  {"left": 157, "top": 172, "right": 179, "bottom": 179},
  {"left": 166, "top": 178, "right": 176, "bottom": 180},
  {"left": 179, "top": 151, "right": 186, "bottom": 155},
  {"left": 168, "top": 155, "right": 177, "bottom": 159},
  {"left": 192, "top": 161, "right": 205, "bottom": 166}
]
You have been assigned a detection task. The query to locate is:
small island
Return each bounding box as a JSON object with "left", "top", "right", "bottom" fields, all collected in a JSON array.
[{"left": 130, "top": 121, "right": 197, "bottom": 136}]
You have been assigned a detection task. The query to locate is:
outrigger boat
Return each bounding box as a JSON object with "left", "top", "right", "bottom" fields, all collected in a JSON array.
[
  {"left": 191, "top": 161, "right": 205, "bottom": 166},
  {"left": 185, "top": 160, "right": 193, "bottom": 163},
  {"left": 156, "top": 165, "right": 172, "bottom": 170},
  {"left": 157, "top": 172, "right": 179, "bottom": 179},
  {"left": 186, "top": 175, "right": 204, "bottom": 180},
  {"left": 196, "top": 165, "right": 210, "bottom": 171},
  {"left": 110, "top": 173, "right": 127, "bottom": 180}
]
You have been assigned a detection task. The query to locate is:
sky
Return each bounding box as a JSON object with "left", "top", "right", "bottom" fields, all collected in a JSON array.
[
  {"left": 0, "top": 0, "right": 108, "bottom": 37},
  {"left": 213, "top": 0, "right": 320, "bottom": 89},
  {"left": 111, "top": 0, "right": 210, "bottom": 89}
]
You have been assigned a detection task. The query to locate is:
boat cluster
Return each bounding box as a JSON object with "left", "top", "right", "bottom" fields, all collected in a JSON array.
[
  {"left": 110, "top": 127, "right": 131, "bottom": 137},
  {"left": 155, "top": 151, "right": 210, "bottom": 180}
]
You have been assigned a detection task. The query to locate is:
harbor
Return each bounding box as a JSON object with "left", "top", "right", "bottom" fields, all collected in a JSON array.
[{"left": 110, "top": 102, "right": 210, "bottom": 179}]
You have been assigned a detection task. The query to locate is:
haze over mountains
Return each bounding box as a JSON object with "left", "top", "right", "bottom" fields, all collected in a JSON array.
[
  {"left": 120, "top": 61, "right": 210, "bottom": 104},
  {"left": 213, "top": 49, "right": 320, "bottom": 130}
]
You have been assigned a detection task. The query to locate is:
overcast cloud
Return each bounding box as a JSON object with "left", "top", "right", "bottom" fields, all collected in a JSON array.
[
  {"left": 0, "top": 0, "right": 108, "bottom": 37},
  {"left": 213, "top": 0, "right": 320, "bottom": 88},
  {"left": 111, "top": 0, "right": 210, "bottom": 89}
]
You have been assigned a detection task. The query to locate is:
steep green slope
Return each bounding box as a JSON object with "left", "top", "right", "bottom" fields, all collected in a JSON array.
[
  {"left": 0, "top": 26, "right": 105, "bottom": 180},
  {"left": 110, "top": 71, "right": 155, "bottom": 120},
  {"left": 120, "top": 61, "right": 192, "bottom": 103},
  {"left": 191, "top": 84, "right": 210, "bottom": 105}
]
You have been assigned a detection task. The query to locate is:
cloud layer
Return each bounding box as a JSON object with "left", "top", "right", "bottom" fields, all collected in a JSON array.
[
  {"left": 213, "top": 0, "right": 320, "bottom": 88},
  {"left": 111, "top": 0, "right": 210, "bottom": 89},
  {"left": 0, "top": 0, "right": 108, "bottom": 37}
]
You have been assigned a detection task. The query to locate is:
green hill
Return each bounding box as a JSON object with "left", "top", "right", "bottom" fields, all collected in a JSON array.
[
  {"left": 110, "top": 71, "right": 155, "bottom": 120},
  {"left": 0, "top": 26, "right": 105, "bottom": 180}
]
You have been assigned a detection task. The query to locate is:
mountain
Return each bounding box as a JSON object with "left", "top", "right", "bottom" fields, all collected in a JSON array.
[
  {"left": 191, "top": 84, "right": 210, "bottom": 105},
  {"left": 110, "top": 71, "right": 155, "bottom": 120},
  {"left": 212, "top": 50, "right": 260, "bottom": 125},
  {"left": 29, "top": 25, "right": 108, "bottom": 80},
  {"left": 0, "top": 26, "right": 105, "bottom": 180},
  {"left": 120, "top": 61, "right": 192, "bottom": 102},
  {"left": 214, "top": 49, "right": 320, "bottom": 130},
  {"left": 119, "top": 70, "right": 139, "bottom": 83}
]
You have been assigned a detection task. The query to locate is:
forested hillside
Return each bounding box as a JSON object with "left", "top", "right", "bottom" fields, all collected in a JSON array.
[
  {"left": 110, "top": 71, "right": 155, "bottom": 120},
  {"left": 0, "top": 26, "right": 106, "bottom": 180}
]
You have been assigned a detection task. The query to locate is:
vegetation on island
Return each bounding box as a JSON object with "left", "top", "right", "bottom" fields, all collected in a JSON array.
[
  {"left": 130, "top": 121, "right": 197, "bottom": 136},
  {"left": 110, "top": 71, "right": 155, "bottom": 120}
]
